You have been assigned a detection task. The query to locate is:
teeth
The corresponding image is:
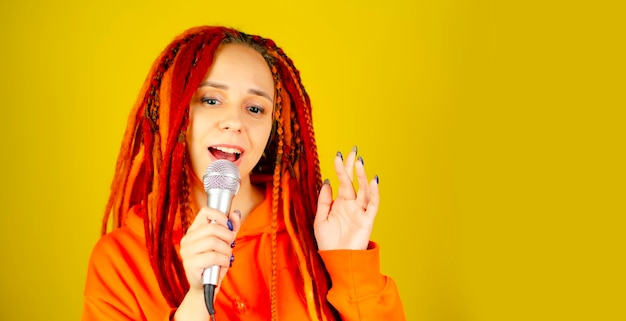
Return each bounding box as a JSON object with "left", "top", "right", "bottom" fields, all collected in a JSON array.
[{"left": 214, "top": 146, "right": 242, "bottom": 154}]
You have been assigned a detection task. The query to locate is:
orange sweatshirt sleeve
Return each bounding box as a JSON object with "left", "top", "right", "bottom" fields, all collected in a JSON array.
[
  {"left": 318, "top": 242, "right": 406, "bottom": 321},
  {"left": 81, "top": 227, "right": 176, "bottom": 321}
]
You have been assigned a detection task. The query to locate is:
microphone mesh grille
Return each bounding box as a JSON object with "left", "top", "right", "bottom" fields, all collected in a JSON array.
[{"left": 202, "top": 160, "right": 241, "bottom": 195}]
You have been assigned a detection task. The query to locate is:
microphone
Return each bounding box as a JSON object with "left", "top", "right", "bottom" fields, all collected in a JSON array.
[{"left": 201, "top": 159, "right": 240, "bottom": 318}]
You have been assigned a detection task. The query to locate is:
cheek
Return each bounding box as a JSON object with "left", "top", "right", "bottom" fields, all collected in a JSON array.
[
  {"left": 188, "top": 109, "right": 203, "bottom": 139},
  {"left": 259, "top": 120, "right": 274, "bottom": 148},
  {"left": 187, "top": 107, "right": 214, "bottom": 149},
  {"left": 186, "top": 114, "right": 208, "bottom": 180},
  {"left": 185, "top": 138, "right": 203, "bottom": 181}
]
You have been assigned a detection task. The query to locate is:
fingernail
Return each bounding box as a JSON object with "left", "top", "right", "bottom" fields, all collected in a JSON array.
[
  {"left": 230, "top": 254, "right": 235, "bottom": 267},
  {"left": 323, "top": 178, "right": 330, "bottom": 185},
  {"left": 358, "top": 156, "right": 364, "bottom": 165},
  {"left": 336, "top": 151, "right": 343, "bottom": 160},
  {"left": 352, "top": 145, "right": 358, "bottom": 154},
  {"left": 231, "top": 240, "right": 236, "bottom": 248},
  {"left": 375, "top": 175, "right": 379, "bottom": 184},
  {"left": 234, "top": 209, "right": 241, "bottom": 219},
  {"left": 227, "top": 219, "right": 233, "bottom": 231}
]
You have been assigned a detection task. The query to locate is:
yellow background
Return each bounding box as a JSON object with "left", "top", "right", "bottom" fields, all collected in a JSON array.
[{"left": 0, "top": 0, "right": 624, "bottom": 320}]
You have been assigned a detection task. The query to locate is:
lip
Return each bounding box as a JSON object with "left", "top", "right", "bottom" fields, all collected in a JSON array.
[{"left": 208, "top": 144, "right": 244, "bottom": 166}]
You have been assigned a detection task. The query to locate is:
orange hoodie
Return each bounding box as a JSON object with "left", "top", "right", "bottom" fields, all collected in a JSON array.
[{"left": 82, "top": 187, "right": 406, "bottom": 320}]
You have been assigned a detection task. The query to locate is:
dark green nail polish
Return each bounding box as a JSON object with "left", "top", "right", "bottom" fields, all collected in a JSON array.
[
  {"left": 353, "top": 145, "right": 358, "bottom": 154},
  {"left": 323, "top": 178, "right": 330, "bottom": 185}
]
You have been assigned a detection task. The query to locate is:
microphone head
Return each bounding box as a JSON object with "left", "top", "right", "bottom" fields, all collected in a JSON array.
[{"left": 203, "top": 160, "right": 241, "bottom": 195}]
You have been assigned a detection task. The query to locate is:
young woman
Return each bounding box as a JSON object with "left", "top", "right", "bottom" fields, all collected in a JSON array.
[{"left": 81, "top": 25, "right": 405, "bottom": 321}]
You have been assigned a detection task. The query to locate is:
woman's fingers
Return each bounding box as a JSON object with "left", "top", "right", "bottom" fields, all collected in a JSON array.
[
  {"left": 343, "top": 146, "right": 358, "bottom": 182},
  {"left": 314, "top": 148, "right": 381, "bottom": 251},
  {"left": 180, "top": 207, "right": 241, "bottom": 289},
  {"left": 187, "top": 207, "right": 231, "bottom": 232},
  {"left": 228, "top": 209, "right": 242, "bottom": 234},
  {"left": 355, "top": 156, "right": 371, "bottom": 210},
  {"left": 335, "top": 146, "right": 376, "bottom": 207},
  {"left": 364, "top": 177, "right": 380, "bottom": 219},
  {"left": 315, "top": 179, "right": 333, "bottom": 224},
  {"left": 180, "top": 230, "right": 233, "bottom": 257},
  {"left": 183, "top": 206, "right": 241, "bottom": 249},
  {"left": 334, "top": 147, "right": 359, "bottom": 200},
  {"left": 181, "top": 221, "right": 235, "bottom": 248},
  {"left": 183, "top": 247, "right": 233, "bottom": 270}
]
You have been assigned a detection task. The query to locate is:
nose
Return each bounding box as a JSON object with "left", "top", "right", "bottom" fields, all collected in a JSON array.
[{"left": 219, "top": 106, "right": 242, "bottom": 132}]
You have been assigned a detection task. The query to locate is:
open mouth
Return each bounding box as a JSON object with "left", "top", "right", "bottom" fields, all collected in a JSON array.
[{"left": 209, "top": 146, "right": 242, "bottom": 162}]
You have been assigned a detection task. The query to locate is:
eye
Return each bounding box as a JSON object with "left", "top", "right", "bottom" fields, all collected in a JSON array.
[
  {"left": 248, "top": 106, "right": 265, "bottom": 114},
  {"left": 201, "top": 97, "right": 220, "bottom": 106}
]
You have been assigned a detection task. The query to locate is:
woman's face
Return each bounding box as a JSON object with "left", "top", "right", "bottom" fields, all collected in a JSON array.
[{"left": 187, "top": 43, "right": 275, "bottom": 184}]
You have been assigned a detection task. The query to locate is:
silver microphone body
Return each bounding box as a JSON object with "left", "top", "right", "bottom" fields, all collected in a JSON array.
[
  {"left": 201, "top": 160, "right": 241, "bottom": 287},
  {"left": 202, "top": 188, "right": 235, "bottom": 286},
  {"left": 207, "top": 188, "right": 236, "bottom": 215}
]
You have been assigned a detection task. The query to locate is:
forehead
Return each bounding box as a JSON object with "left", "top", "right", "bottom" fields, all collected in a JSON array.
[{"left": 208, "top": 44, "right": 274, "bottom": 86}]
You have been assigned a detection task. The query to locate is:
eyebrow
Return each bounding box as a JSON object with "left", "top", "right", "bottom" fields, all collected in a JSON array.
[{"left": 199, "top": 81, "right": 274, "bottom": 103}]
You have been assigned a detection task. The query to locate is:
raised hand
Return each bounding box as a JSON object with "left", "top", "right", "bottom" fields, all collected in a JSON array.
[{"left": 314, "top": 147, "right": 380, "bottom": 251}]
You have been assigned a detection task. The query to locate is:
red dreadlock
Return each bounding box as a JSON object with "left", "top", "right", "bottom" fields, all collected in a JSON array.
[{"left": 101, "top": 26, "right": 338, "bottom": 320}]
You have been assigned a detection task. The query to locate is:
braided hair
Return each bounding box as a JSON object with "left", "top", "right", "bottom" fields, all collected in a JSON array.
[{"left": 101, "top": 26, "right": 338, "bottom": 320}]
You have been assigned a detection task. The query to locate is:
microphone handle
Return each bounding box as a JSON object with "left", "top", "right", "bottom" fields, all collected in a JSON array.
[
  {"left": 202, "top": 265, "right": 220, "bottom": 285},
  {"left": 202, "top": 189, "right": 235, "bottom": 286},
  {"left": 207, "top": 188, "right": 235, "bottom": 214}
]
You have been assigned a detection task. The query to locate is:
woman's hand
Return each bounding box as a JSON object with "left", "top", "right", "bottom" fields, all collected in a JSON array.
[
  {"left": 314, "top": 147, "right": 380, "bottom": 251},
  {"left": 179, "top": 208, "right": 242, "bottom": 292},
  {"left": 175, "top": 209, "right": 240, "bottom": 320}
]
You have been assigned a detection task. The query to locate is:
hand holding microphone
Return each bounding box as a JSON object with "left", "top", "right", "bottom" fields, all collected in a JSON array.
[
  {"left": 178, "top": 160, "right": 241, "bottom": 319},
  {"left": 202, "top": 160, "right": 241, "bottom": 288}
]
